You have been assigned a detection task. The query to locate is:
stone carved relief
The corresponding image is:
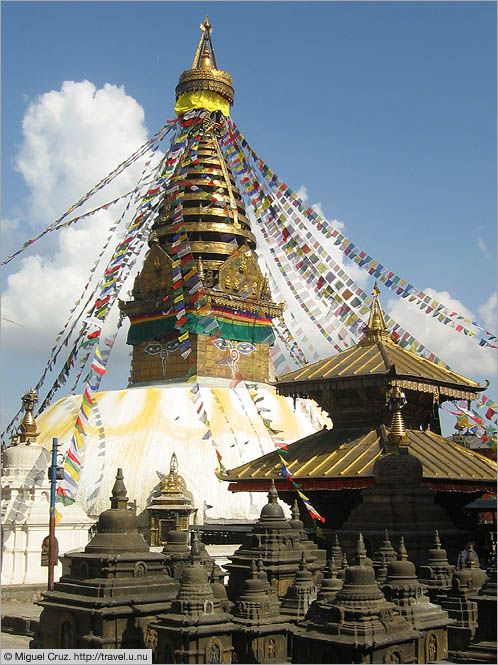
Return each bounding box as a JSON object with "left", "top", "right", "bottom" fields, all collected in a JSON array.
[
  {"left": 218, "top": 245, "right": 265, "bottom": 298},
  {"left": 426, "top": 633, "right": 438, "bottom": 663},
  {"left": 59, "top": 613, "right": 76, "bottom": 649},
  {"left": 134, "top": 561, "right": 147, "bottom": 578},
  {"left": 383, "top": 647, "right": 402, "bottom": 663},
  {"left": 79, "top": 561, "right": 90, "bottom": 579},
  {"left": 144, "top": 626, "right": 158, "bottom": 654},
  {"left": 206, "top": 637, "right": 223, "bottom": 664},
  {"left": 267, "top": 638, "right": 276, "bottom": 660}
]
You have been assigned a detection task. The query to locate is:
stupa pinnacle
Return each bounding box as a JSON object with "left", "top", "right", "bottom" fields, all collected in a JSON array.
[{"left": 120, "top": 18, "right": 282, "bottom": 385}]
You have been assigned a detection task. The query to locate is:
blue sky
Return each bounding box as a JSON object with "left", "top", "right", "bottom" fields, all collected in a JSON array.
[{"left": 1, "top": 1, "right": 496, "bottom": 431}]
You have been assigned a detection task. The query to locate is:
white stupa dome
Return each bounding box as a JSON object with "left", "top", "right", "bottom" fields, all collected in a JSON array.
[{"left": 35, "top": 381, "right": 330, "bottom": 522}]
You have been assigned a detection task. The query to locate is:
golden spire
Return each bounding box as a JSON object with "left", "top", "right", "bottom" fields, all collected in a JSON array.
[
  {"left": 175, "top": 17, "right": 234, "bottom": 110},
  {"left": 192, "top": 16, "right": 217, "bottom": 69},
  {"left": 386, "top": 384, "right": 409, "bottom": 447},
  {"left": 18, "top": 388, "right": 39, "bottom": 444},
  {"left": 361, "top": 282, "right": 389, "bottom": 345}
]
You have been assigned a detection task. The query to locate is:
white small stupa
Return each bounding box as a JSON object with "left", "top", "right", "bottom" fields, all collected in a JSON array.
[{"left": 1, "top": 390, "right": 94, "bottom": 586}]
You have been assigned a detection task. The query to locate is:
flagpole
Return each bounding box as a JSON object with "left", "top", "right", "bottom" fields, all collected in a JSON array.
[{"left": 48, "top": 437, "right": 58, "bottom": 591}]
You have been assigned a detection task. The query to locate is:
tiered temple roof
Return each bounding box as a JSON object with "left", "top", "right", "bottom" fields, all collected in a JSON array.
[{"left": 223, "top": 285, "right": 496, "bottom": 494}]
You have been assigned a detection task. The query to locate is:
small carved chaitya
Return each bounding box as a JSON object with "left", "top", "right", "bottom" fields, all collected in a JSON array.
[
  {"left": 231, "top": 560, "right": 290, "bottom": 664},
  {"left": 147, "top": 452, "right": 195, "bottom": 546},
  {"left": 226, "top": 480, "right": 325, "bottom": 602},
  {"left": 292, "top": 559, "right": 419, "bottom": 664},
  {"left": 149, "top": 536, "right": 235, "bottom": 664},
  {"left": 36, "top": 469, "right": 177, "bottom": 649},
  {"left": 381, "top": 538, "right": 451, "bottom": 663}
]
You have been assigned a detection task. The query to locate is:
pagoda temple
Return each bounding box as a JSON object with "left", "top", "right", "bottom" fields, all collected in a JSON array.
[{"left": 223, "top": 285, "right": 496, "bottom": 561}]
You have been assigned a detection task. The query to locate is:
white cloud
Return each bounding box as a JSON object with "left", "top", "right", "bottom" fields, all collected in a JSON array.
[
  {"left": 1, "top": 217, "right": 20, "bottom": 236},
  {"left": 2, "top": 81, "right": 154, "bottom": 358},
  {"left": 477, "top": 236, "right": 489, "bottom": 256},
  {"left": 478, "top": 292, "right": 497, "bottom": 330},
  {"left": 387, "top": 287, "right": 497, "bottom": 380},
  {"left": 1, "top": 217, "right": 21, "bottom": 254},
  {"left": 16, "top": 80, "right": 149, "bottom": 225}
]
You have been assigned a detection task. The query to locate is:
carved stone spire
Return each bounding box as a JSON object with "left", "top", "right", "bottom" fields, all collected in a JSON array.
[
  {"left": 86, "top": 468, "right": 148, "bottom": 554},
  {"left": 110, "top": 468, "right": 128, "bottom": 510},
  {"left": 372, "top": 529, "right": 397, "bottom": 584},
  {"left": 354, "top": 533, "right": 373, "bottom": 567}
]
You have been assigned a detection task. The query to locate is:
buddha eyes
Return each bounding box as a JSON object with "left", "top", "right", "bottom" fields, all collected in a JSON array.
[
  {"left": 145, "top": 343, "right": 163, "bottom": 355},
  {"left": 212, "top": 338, "right": 256, "bottom": 354},
  {"left": 145, "top": 340, "right": 181, "bottom": 354},
  {"left": 236, "top": 342, "right": 256, "bottom": 354},
  {"left": 213, "top": 338, "right": 231, "bottom": 351}
]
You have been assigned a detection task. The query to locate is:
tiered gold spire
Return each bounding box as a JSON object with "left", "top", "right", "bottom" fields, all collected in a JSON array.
[
  {"left": 386, "top": 384, "right": 409, "bottom": 447},
  {"left": 362, "top": 282, "right": 389, "bottom": 344},
  {"left": 156, "top": 17, "right": 256, "bottom": 273},
  {"left": 18, "top": 389, "right": 39, "bottom": 444},
  {"left": 120, "top": 19, "right": 282, "bottom": 386},
  {"left": 152, "top": 135, "right": 257, "bottom": 272}
]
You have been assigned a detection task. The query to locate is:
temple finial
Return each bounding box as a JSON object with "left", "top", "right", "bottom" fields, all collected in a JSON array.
[
  {"left": 19, "top": 389, "right": 39, "bottom": 444},
  {"left": 292, "top": 499, "right": 300, "bottom": 520},
  {"left": 110, "top": 468, "right": 128, "bottom": 510},
  {"left": 386, "top": 384, "right": 408, "bottom": 447},
  {"left": 192, "top": 16, "right": 218, "bottom": 70},
  {"left": 170, "top": 451, "right": 178, "bottom": 474},
  {"left": 268, "top": 478, "right": 278, "bottom": 503},
  {"left": 398, "top": 536, "right": 408, "bottom": 560},
  {"left": 363, "top": 281, "right": 389, "bottom": 343}
]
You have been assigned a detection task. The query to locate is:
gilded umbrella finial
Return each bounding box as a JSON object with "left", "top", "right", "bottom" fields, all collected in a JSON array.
[{"left": 176, "top": 17, "right": 234, "bottom": 111}]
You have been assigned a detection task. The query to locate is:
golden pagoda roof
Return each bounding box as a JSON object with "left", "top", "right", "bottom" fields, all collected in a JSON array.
[
  {"left": 277, "top": 284, "right": 484, "bottom": 402},
  {"left": 222, "top": 426, "right": 497, "bottom": 490}
]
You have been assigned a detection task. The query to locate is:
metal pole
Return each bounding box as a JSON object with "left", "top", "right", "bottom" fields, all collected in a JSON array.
[{"left": 48, "top": 437, "right": 58, "bottom": 590}]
